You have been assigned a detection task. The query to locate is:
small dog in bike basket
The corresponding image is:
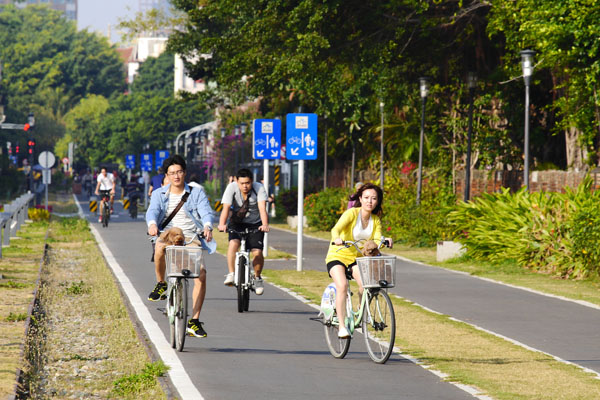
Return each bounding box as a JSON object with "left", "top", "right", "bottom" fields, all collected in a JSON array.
[
  {"left": 160, "top": 227, "right": 185, "bottom": 246},
  {"left": 362, "top": 240, "right": 381, "bottom": 257}
]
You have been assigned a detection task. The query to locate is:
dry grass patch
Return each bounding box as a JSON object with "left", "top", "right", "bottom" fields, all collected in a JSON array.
[
  {"left": 0, "top": 221, "right": 47, "bottom": 399},
  {"left": 22, "top": 217, "right": 166, "bottom": 399},
  {"left": 263, "top": 269, "right": 600, "bottom": 400}
]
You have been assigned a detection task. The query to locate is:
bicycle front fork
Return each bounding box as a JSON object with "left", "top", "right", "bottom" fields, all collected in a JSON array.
[{"left": 234, "top": 251, "right": 251, "bottom": 288}]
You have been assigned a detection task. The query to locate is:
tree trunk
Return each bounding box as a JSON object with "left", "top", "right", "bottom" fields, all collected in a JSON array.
[{"left": 565, "top": 126, "right": 587, "bottom": 171}]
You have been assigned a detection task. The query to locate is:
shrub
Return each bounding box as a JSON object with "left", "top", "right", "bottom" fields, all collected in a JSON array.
[
  {"left": 28, "top": 207, "right": 50, "bottom": 221},
  {"left": 276, "top": 189, "right": 298, "bottom": 217},
  {"left": 382, "top": 176, "right": 456, "bottom": 246},
  {"left": 447, "top": 177, "right": 600, "bottom": 279},
  {"left": 304, "top": 187, "right": 349, "bottom": 231}
]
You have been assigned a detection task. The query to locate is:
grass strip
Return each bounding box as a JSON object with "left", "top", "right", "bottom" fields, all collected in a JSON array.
[
  {"left": 263, "top": 269, "right": 600, "bottom": 400},
  {"left": 0, "top": 220, "right": 48, "bottom": 399}
]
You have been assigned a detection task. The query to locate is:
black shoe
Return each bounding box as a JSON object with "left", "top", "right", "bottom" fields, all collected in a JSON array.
[
  {"left": 148, "top": 281, "right": 167, "bottom": 301},
  {"left": 187, "top": 319, "right": 207, "bottom": 337}
]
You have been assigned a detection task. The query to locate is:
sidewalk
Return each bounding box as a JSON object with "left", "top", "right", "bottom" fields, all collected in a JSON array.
[{"left": 265, "top": 227, "right": 600, "bottom": 375}]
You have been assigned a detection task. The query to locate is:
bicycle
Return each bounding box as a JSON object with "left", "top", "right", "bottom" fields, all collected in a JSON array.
[
  {"left": 320, "top": 238, "right": 397, "bottom": 364},
  {"left": 99, "top": 190, "right": 111, "bottom": 228},
  {"left": 151, "top": 232, "right": 205, "bottom": 352},
  {"left": 227, "top": 227, "right": 260, "bottom": 313}
]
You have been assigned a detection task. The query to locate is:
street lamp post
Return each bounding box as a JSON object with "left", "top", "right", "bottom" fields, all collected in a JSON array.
[
  {"left": 464, "top": 72, "right": 477, "bottom": 202},
  {"left": 416, "top": 77, "right": 429, "bottom": 205},
  {"left": 521, "top": 50, "right": 535, "bottom": 191},
  {"left": 234, "top": 125, "right": 240, "bottom": 171},
  {"left": 240, "top": 122, "right": 247, "bottom": 167},
  {"left": 220, "top": 127, "right": 226, "bottom": 192},
  {"left": 380, "top": 101, "right": 385, "bottom": 189}
]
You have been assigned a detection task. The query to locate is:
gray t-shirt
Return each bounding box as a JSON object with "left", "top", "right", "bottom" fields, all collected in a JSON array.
[{"left": 221, "top": 181, "right": 267, "bottom": 225}]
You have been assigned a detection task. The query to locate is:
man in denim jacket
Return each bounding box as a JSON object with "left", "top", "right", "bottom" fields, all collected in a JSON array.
[{"left": 146, "top": 154, "right": 215, "bottom": 337}]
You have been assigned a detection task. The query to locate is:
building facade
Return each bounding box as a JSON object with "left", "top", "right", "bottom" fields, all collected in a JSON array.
[{"left": 0, "top": 0, "right": 77, "bottom": 21}]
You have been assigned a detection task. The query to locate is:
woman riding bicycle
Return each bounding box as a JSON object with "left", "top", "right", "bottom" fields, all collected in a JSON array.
[{"left": 325, "top": 182, "right": 392, "bottom": 338}]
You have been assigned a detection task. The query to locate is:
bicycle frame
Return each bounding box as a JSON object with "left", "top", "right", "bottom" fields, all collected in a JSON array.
[{"left": 234, "top": 236, "right": 251, "bottom": 289}]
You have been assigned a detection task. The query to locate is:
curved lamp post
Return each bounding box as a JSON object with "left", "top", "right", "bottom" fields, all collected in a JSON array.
[
  {"left": 220, "top": 127, "right": 226, "bottom": 192},
  {"left": 240, "top": 122, "right": 247, "bottom": 167},
  {"left": 416, "top": 77, "right": 429, "bottom": 205},
  {"left": 521, "top": 49, "right": 535, "bottom": 191},
  {"left": 464, "top": 72, "right": 477, "bottom": 202}
]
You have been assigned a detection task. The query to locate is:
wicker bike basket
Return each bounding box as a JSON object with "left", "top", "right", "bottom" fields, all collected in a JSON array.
[
  {"left": 356, "top": 256, "right": 396, "bottom": 288},
  {"left": 165, "top": 246, "right": 204, "bottom": 278}
]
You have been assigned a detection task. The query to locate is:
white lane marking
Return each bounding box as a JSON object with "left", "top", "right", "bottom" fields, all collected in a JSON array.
[
  {"left": 265, "top": 278, "right": 492, "bottom": 400},
  {"left": 74, "top": 195, "right": 205, "bottom": 400},
  {"left": 395, "top": 295, "right": 600, "bottom": 380}
]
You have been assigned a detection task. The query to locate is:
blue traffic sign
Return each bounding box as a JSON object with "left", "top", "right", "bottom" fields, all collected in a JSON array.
[
  {"left": 141, "top": 153, "right": 153, "bottom": 172},
  {"left": 253, "top": 119, "right": 281, "bottom": 160},
  {"left": 155, "top": 150, "right": 169, "bottom": 171},
  {"left": 125, "top": 154, "right": 135, "bottom": 169},
  {"left": 286, "top": 113, "right": 318, "bottom": 160}
]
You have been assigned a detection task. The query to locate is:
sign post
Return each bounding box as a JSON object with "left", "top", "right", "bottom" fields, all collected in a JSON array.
[
  {"left": 286, "top": 113, "right": 318, "bottom": 271},
  {"left": 253, "top": 119, "right": 281, "bottom": 257},
  {"left": 38, "top": 151, "right": 56, "bottom": 211},
  {"left": 141, "top": 154, "right": 153, "bottom": 208},
  {"left": 125, "top": 154, "right": 135, "bottom": 182},
  {"left": 155, "top": 150, "right": 169, "bottom": 171}
]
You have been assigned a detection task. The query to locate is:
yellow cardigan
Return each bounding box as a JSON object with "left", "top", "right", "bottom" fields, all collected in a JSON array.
[{"left": 325, "top": 207, "right": 382, "bottom": 266}]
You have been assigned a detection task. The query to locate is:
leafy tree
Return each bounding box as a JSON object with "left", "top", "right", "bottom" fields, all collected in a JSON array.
[{"left": 130, "top": 52, "right": 174, "bottom": 97}]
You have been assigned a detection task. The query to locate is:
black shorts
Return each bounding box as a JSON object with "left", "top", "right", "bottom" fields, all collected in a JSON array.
[
  {"left": 228, "top": 222, "right": 264, "bottom": 251},
  {"left": 99, "top": 190, "right": 112, "bottom": 200},
  {"left": 327, "top": 260, "right": 357, "bottom": 281}
]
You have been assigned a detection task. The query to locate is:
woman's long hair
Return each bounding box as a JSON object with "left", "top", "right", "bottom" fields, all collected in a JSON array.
[{"left": 348, "top": 183, "right": 384, "bottom": 216}]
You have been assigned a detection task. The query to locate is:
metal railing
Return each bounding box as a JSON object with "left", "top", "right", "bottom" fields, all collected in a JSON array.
[{"left": 0, "top": 193, "right": 34, "bottom": 258}]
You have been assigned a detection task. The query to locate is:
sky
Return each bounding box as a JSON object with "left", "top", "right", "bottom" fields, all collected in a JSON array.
[{"left": 77, "top": 0, "right": 138, "bottom": 45}]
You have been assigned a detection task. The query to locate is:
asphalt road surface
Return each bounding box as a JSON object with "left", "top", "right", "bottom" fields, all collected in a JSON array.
[
  {"left": 76, "top": 195, "right": 478, "bottom": 400},
  {"left": 264, "top": 226, "right": 600, "bottom": 375}
]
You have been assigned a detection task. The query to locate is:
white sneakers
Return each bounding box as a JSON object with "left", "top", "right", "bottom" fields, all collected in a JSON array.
[
  {"left": 254, "top": 278, "right": 264, "bottom": 295},
  {"left": 223, "top": 272, "right": 234, "bottom": 286},
  {"left": 338, "top": 325, "right": 351, "bottom": 338}
]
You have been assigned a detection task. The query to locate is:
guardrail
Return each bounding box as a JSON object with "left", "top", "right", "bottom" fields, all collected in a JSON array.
[{"left": 0, "top": 193, "right": 34, "bottom": 258}]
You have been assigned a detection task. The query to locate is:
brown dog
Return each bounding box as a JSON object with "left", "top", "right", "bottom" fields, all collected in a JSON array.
[
  {"left": 160, "top": 227, "right": 185, "bottom": 246},
  {"left": 362, "top": 240, "right": 381, "bottom": 257}
]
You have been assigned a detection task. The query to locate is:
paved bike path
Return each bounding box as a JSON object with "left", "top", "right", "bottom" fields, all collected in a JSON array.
[
  {"left": 76, "top": 197, "right": 475, "bottom": 400},
  {"left": 265, "top": 228, "right": 600, "bottom": 374}
]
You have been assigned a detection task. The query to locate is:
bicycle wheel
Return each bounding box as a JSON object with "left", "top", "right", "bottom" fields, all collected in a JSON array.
[
  {"left": 102, "top": 203, "right": 110, "bottom": 227},
  {"left": 237, "top": 256, "right": 247, "bottom": 313},
  {"left": 174, "top": 279, "right": 188, "bottom": 352},
  {"left": 243, "top": 276, "right": 250, "bottom": 312},
  {"left": 324, "top": 311, "right": 351, "bottom": 359},
  {"left": 362, "top": 290, "right": 396, "bottom": 364},
  {"left": 167, "top": 282, "right": 176, "bottom": 348}
]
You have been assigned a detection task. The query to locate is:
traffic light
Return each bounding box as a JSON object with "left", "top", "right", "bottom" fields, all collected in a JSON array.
[
  {"left": 15, "top": 143, "right": 20, "bottom": 154},
  {"left": 27, "top": 139, "right": 35, "bottom": 155}
]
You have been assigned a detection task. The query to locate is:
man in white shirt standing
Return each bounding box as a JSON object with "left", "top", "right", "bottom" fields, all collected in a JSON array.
[{"left": 95, "top": 167, "right": 115, "bottom": 223}]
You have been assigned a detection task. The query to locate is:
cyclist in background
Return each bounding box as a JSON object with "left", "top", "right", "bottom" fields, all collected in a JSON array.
[
  {"left": 325, "top": 183, "right": 393, "bottom": 338},
  {"left": 217, "top": 168, "right": 269, "bottom": 295},
  {"left": 95, "top": 167, "right": 115, "bottom": 223}
]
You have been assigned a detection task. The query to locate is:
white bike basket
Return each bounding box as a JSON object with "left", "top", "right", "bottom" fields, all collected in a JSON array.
[
  {"left": 165, "top": 246, "right": 203, "bottom": 278},
  {"left": 356, "top": 256, "right": 396, "bottom": 288}
]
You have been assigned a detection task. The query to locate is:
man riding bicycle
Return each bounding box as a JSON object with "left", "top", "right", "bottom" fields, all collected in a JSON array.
[
  {"left": 95, "top": 167, "right": 115, "bottom": 223},
  {"left": 146, "top": 155, "right": 214, "bottom": 338},
  {"left": 218, "top": 168, "right": 269, "bottom": 295}
]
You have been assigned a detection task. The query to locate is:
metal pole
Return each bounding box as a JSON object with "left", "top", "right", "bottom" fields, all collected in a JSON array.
[
  {"left": 296, "top": 160, "right": 304, "bottom": 271},
  {"left": 263, "top": 159, "right": 269, "bottom": 257},
  {"left": 524, "top": 83, "right": 530, "bottom": 191},
  {"left": 380, "top": 102, "right": 384, "bottom": 189},
  {"left": 220, "top": 137, "right": 225, "bottom": 192},
  {"left": 416, "top": 96, "right": 426, "bottom": 205},
  {"left": 350, "top": 139, "right": 355, "bottom": 189},
  {"left": 464, "top": 87, "right": 475, "bottom": 202}
]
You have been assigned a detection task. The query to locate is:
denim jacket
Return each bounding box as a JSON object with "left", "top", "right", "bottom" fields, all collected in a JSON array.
[{"left": 146, "top": 183, "right": 216, "bottom": 253}]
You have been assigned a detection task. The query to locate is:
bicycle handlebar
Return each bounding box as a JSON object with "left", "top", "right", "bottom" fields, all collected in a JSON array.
[
  {"left": 148, "top": 230, "right": 206, "bottom": 245},
  {"left": 226, "top": 227, "right": 261, "bottom": 236},
  {"left": 331, "top": 238, "right": 391, "bottom": 250}
]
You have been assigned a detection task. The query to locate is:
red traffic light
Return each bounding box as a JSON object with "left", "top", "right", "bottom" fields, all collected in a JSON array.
[
  {"left": 28, "top": 140, "right": 35, "bottom": 146},
  {"left": 24, "top": 123, "right": 30, "bottom": 131}
]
